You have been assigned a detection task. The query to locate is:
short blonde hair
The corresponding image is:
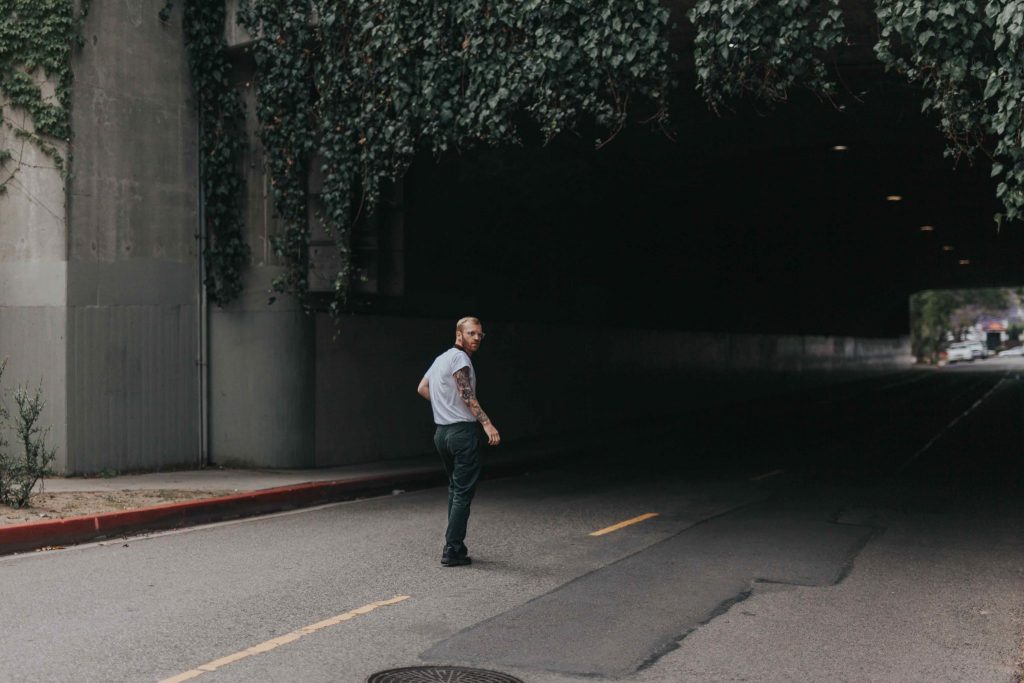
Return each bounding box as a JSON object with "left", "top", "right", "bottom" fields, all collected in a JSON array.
[{"left": 456, "top": 316, "right": 481, "bottom": 333}]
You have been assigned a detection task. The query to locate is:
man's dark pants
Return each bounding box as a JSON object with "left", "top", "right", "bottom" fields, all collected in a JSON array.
[{"left": 433, "top": 421, "right": 483, "bottom": 558}]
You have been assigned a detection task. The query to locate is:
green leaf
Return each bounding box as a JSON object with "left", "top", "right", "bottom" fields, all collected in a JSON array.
[{"left": 984, "top": 74, "right": 1001, "bottom": 100}]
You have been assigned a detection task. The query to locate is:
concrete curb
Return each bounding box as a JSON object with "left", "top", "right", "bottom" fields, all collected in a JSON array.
[
  {"left": 0, "top": 455, "right": 553, "bottom": 557},
  {"left": 0, "top": 469, "right": 446, "bottom": 557}
]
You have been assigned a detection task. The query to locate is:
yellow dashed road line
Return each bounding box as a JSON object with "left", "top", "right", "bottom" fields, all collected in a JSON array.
[
  {"left": 158, "top": 595, "right": 410, "bottom": 683},
  {"left": 590, "top": 513, "right": 659, "bottom": 536}
]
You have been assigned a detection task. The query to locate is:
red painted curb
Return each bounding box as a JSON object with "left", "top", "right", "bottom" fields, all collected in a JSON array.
[
  {"left": 0, "top": 452, "right": 554, "bottom": 557},
  {"left": 0, "top": 469, "right": 446, "bottom": 557}
]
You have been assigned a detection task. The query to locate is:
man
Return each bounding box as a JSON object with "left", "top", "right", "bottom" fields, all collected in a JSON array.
[{"left": 417, "top": 316, "right": 500, "bottom": 567}]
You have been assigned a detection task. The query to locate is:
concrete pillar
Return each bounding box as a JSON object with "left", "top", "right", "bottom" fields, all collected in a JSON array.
[
  {"left": 64, "top": 0, "right": 201, "bottom": 473},
  {"left": 0, "top": 2, "right": 201, "bottom": 474}
]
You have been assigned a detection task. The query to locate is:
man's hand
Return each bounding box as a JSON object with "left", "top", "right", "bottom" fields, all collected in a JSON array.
[{"left": 483, "top": 421, "right": 500, "bottom": 446}]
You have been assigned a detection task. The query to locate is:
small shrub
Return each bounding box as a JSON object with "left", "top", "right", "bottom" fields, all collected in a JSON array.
[{"left": 0, "top": 360, "right": 57, "bottom": 508}]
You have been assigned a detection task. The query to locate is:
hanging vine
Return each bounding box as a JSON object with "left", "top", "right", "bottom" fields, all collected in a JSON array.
[
  {"left": 0, "top": 0, "right": 83, "bottom": 195},
  {"left": 235, "top": 1, "right": 317, "bottom": 308},
  {"left": 875, "top": 0, "right": 1024, "bottom": 224},
  {"left": 210, "top": 0, "right": 1024, "bottom": 308},
  {"left": 689, "top": 0, "right": 845, "bottom": 112},
  {"left": 235, "top": 0, "right": 674, "bottom": 314},
  {"left": 181, "top": 1, "right": 250, "bottom": 306}
]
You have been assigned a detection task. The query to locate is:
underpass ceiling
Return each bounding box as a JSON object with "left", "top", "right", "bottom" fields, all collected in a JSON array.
[{"left": 660, "top": 0, "right": 1021, "bottom": 294}]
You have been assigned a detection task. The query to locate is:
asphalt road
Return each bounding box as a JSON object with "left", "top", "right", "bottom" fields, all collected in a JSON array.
[{"left": 2, "top": 361, "right": 1023, "bottom": 682}]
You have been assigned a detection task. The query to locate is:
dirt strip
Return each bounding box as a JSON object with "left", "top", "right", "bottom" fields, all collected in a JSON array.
[{"left": 0, "top": 490, "right": 234, "bottom": 526}]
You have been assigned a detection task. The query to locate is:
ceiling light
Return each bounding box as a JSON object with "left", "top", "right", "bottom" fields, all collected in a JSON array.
[
  {"left": 886, "top": 195, "right": 903, "bottom": 202},
  {"left": 959, "top": 259, "right": 971, "bottom": 265},
  {"left": 831, "top": 145, "right": 848, "bottom": 151},
  {"left": 942, "top": 245, "right": 955, "bottom": 252},
  {"left": 919, "top": 225, "right": 934, "bottom": 232}
]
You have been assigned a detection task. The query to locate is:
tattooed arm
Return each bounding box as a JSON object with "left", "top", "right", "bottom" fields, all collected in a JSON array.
[
  {"left": 453, "top": 368, "right": 490, "bottom": 423},
  {"left": 454, "top": 367, "right": 500, "bottom": 445}
]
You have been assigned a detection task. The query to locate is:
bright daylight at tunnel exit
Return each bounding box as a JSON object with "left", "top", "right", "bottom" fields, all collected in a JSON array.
[
  {"left": 1, "top": 1, "right": 1024, "bottom": 682},
  {"left": 912, "top": 287, "right": 1024, "bottom": 365}
]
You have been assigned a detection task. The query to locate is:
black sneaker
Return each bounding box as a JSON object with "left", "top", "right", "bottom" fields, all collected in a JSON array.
[{"left": 441, "top": 554, "right": 472, "bottom": 566}]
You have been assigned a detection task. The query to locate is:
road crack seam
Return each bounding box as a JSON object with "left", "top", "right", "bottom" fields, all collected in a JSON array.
[
  {"left": 634, "top": 514, "right": 878, "bottom": 675},
  {"left": 635, "top": 589, "right": 754, "bottom": 674}
]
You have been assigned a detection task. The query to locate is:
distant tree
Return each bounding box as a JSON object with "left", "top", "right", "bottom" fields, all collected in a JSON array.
[{"left": 950, "top": 304, "right": 984, "bottom": 340}]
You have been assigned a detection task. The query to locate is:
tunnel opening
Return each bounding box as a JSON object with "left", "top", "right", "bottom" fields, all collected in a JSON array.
[{"left": 909, "top": 287, "right": 1024, "bottom": 365}]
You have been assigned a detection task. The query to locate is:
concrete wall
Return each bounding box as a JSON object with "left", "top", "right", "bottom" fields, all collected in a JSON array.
[
  {"left": 0, "top": 83, "right": 70, "bottom": 471},
  {"left": 314, "top": 315, "right": 912, "bottom": 467},
  {"left": 63, "top": 0, "right": 199, "bottom": 473},
  {"left": 206, "top": 54, "right": 316, "bottom": 469},
  {"left": 209, "top": 270, "right": 315, "bottom": 469}
]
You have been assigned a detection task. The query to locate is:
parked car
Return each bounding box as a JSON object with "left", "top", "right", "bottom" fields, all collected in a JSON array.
[
  {"left": 966, "top": 341, "right": 988, "bottom": 359},
  {"left": 998, "top": 346, "right": 1024, "bottom": 357},
  {"left": 945, "top": 341, "right": 975, "bottom": 363}
]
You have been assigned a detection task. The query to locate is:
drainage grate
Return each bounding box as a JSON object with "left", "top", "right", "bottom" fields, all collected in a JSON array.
[{"left": 366, "top": 665, "right": 523, "bottom": 683}]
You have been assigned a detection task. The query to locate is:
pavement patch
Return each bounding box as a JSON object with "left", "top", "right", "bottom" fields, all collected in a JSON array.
[{"left": 423, "top": 501, "right": 874, "bottom": 677}]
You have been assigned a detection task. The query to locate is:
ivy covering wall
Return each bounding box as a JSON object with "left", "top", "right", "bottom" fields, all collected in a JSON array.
[
  {"left": 0, "top": 0, "right": 81, "bottom": 195},
  {"left": 218, "top": 0, "right": 1024, "bottom": 312},
  {"left": 690, "top": 0, "right": 845, "bottom": 112},
  {"left": 232, "top": 0, "right": 674, "bottom": 314},
  {"left": 181, "top": 1, "right": 250, "bottom": 306}
]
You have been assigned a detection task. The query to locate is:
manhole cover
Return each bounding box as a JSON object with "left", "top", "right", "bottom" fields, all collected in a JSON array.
[{"left": 366, "top": 666, "right": 523, "bottom": 683}]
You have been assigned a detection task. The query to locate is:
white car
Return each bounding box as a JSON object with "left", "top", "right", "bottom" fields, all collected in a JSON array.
[
  {"left": 945, "top": 342, "right": 974, "bottom": 362},
  {"left": 998, "top": 346, "right": 1024, "bottom": 357}
]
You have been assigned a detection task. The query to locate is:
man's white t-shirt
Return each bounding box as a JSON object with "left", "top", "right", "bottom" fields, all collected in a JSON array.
[{"left": 425, "top": 347, "right": 477, "bottom": 425}]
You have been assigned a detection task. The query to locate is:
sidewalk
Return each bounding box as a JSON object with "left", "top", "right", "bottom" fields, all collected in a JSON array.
[{"left": 0, "top": 436, "right": 581, "bottom": 558}]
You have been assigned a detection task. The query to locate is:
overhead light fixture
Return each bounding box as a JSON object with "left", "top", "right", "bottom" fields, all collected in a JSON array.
[
  {"left": 942, "top": 245, "right": 955, "bottom": 252},
  {"left": 831, "top": 145, "right": 848, "bottom": 151},
  {"left": 886, "top": 195, "right": 903, "bottom": 202},
  {"left": 919, "top": 225, "right": 935, "bottom": 232},
  {"left": 959, "top": 259, "right": 971, "bottom": 265}
]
